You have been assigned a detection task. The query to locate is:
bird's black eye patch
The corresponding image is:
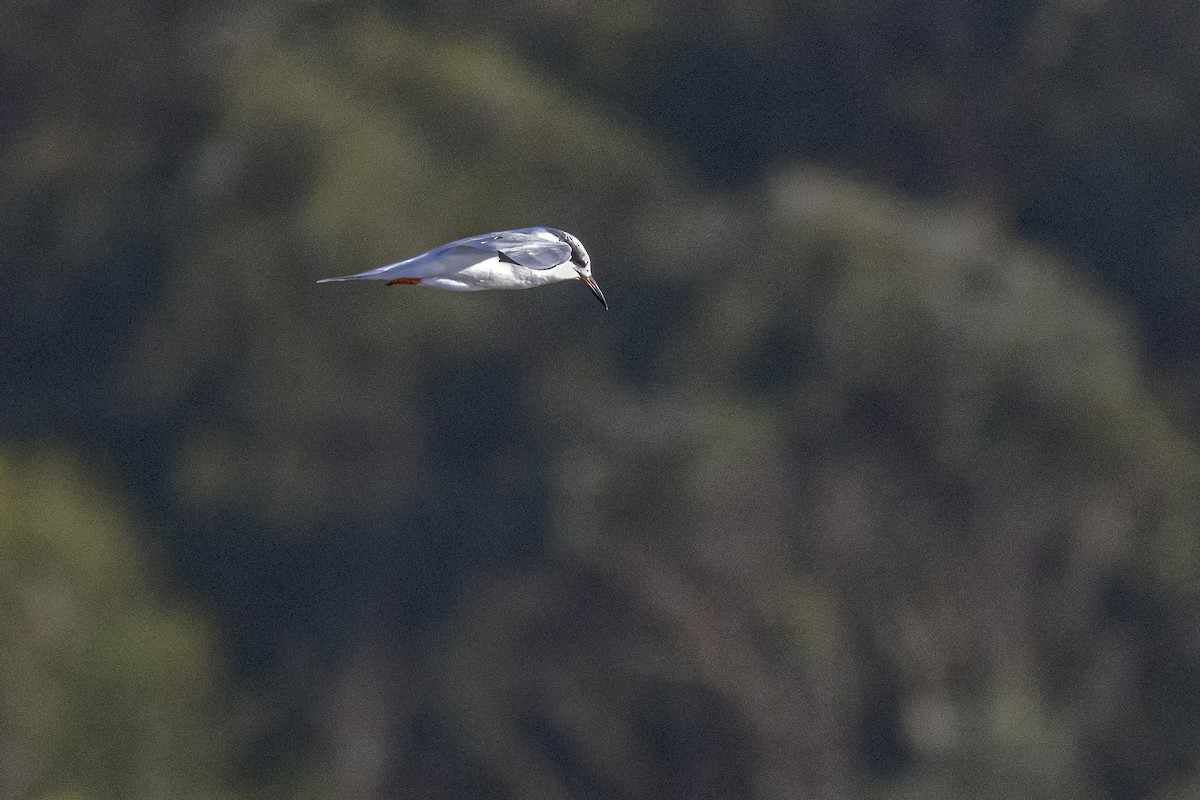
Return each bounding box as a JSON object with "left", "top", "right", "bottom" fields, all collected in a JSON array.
[
  {"left": 568, "top": 242, "right": 587, "bottom": 267},
  {"left": 497, "top": 251, "right": 520, "bottom": 264}
]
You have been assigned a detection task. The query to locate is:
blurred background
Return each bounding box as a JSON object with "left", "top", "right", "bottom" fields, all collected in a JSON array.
[{"left": 3, "top": 1, "right": 1200, "bottom": 798}]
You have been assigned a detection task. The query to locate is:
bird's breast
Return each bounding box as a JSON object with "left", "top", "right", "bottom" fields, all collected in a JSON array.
[{"left": 454, "top": 260, "right": 573, "bottom": 291}]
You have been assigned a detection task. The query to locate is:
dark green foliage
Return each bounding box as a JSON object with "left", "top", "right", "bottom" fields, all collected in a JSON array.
[{"left": 2, "top": 3, "right": 1199, "bottom": 799}]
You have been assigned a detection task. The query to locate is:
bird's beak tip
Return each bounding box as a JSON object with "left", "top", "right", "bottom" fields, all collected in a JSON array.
[{"left": 583, "top": 275, "right": 607, "bottom": 310}]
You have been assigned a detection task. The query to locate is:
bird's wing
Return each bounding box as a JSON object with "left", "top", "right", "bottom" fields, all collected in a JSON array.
[
  {"left": 317, "top": 228, "right": 571, "bottom": 283},
  {"left": 473, "top": 228, "right": 572, "bottom": 269}
]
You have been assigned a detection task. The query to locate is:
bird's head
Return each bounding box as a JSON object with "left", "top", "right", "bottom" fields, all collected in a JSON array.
[{"left": 563, "top": 231, "right": 607, "bottom": 310}]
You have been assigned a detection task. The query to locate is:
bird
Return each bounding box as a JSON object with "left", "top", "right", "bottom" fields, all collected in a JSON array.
[{"left": 318, "top": 227, "right": 607, "bottom": 309}]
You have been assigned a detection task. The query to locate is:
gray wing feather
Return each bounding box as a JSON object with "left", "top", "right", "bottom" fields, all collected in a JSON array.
[
  {"left": 316, "top": 227, "right": 571, "bottom": 282},
  {"left": 496, "top": 240, "right": 571, "bottom": 268},
  {"left": 472, "top": 228, "right": 571, "bottom": 269}
]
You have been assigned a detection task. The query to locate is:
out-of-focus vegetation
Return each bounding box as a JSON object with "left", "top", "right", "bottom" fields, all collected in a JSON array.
[
  {"left": 0, "top": 449, "right": 228, "bottom": 799},
  {"left": 2, "top": 1, "right": 1200, "bottom": 799}
]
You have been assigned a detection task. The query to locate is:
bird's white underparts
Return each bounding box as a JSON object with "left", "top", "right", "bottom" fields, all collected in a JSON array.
[{"left": 318, "top": 227, "right": 607, "bottom": 309}]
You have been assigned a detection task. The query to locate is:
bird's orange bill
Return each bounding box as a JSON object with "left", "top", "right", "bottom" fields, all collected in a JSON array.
[
  {"left": 583, "top": 275, "right": 607, "bottom": 310},
  {"left": 387, "top": 277, "right": 421, "bottom": 285}
]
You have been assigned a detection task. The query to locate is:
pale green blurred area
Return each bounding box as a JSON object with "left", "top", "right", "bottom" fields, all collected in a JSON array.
[
  {"left": 0, "top": 450, "right": 227, "bottom": 800},
  {"left": 4, "top": 1, "right": 1200, "bottom": 799}
]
